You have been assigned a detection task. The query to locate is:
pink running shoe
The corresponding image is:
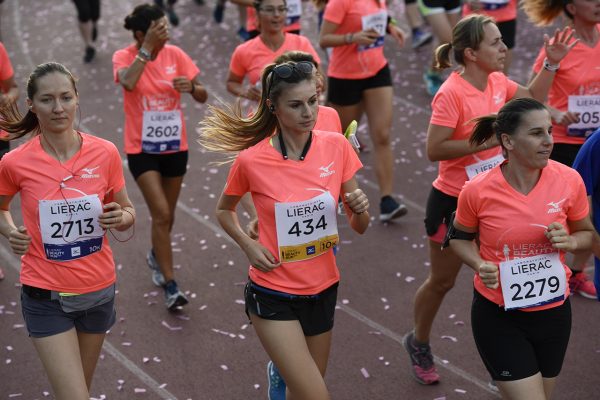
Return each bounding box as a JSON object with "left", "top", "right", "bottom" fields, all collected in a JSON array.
[
  {"left": 403, "top": 331, "right": 440, "bottom": 385},
  {"left": 569, "top": 272, "right": 597, "bottom": 299}
]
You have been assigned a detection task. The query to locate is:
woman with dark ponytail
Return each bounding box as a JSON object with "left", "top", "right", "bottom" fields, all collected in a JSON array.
[
  {"left": 523, "top": 0, "right": 600, "bottom": 298},
  {"left": 113, "top": 3, "right": 208, "bottom": 311},
  {"left": 449, "top": 98, "right": 594, "bottom": 399},
  {"left": 403, "top": 14, "right": 577, "bottom": 385},
  {"left": 0, "top": 62, "right": 135, "bottom": 399}
]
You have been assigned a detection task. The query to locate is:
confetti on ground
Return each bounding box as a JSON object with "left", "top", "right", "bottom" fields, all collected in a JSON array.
[
  {"left": 448, "top": 314, "right": 456, "bottom": 319},
  {"left": 254, "top": 384, "right": 260, "bottom": 389},
  {"left": 441, "top": 335, "right": 457, "bottom": 342},
  {"left": 433, "top": 397, "right": 447, "bottom": 400},
  {"left": 341, "top": 299, "right": 350, "bottom": 304},
  {"left": 199, "top": 305, "right": 208, "bottom": 310},
  {"left": 454, "top": 321, "right": 465, "bottom": 326},
  {"left": 134, "top": 388, "right": 146, "bottom": 393},
  {"left": 161, "top": 321, "right": 183, "bottom": 331},
  {"left": 220, "top": 364, "right": 229, "bottom": 371},
  {"left": 360, "top": 367, "right": 370, "bottom": 378},
  {"left": 159, "top": 383, "right": 167, "bottom": 389},
  {"left": 405, "top": 276, "right": 415, "bottom": 283},
  {"left": 121, "top": 342, "right": 132, "bottom": 346},
  {"left": 8, "top": 394, "right": 22, "bottom": 398},
  {"left": 454, "top": 389, "right": 467, "bottom": 394}
]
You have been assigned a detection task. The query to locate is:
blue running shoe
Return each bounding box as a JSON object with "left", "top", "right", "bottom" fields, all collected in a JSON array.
[
  {"left": 147, "top": 249, "right": 166, "bottom": 287},
  {"left": 423, "top": 70, "right": 444, "bottom": 96},
  {"left": 267, "top": 361, "right": 286, "bottom": 400},
  {"left": 411, "top": 28, "right": 433, "bottom": 49},
  {"left": 164, "top": 280, "right": 188, "bottom": 311}
]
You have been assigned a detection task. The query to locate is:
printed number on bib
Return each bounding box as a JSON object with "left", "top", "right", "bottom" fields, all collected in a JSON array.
[
  {"left": 480, "top": 0, "right": 509, "bottom": 10},
  {"left": 39, "top": 194, "right": 104, "bottom": 261},
  {"left": 142, "top": 110, "right": 182, "bottom": 153},
  {"left": 567, "top": 95, "right": 600, "bottom": 138},
  {"left": 286, "top": 0, "right": 301, "bottom": 25},
  {"left": 499, "top": 252, "right": 566, "bottom": 310},
  {"left": 275, "top": 192, "right": 339, "bottom": 263},
  {"left": 465, "top": 153, "right": 504, "bottom": 180},
  {"left": 359, "top": 10, "right": 387, "bottom": 52}
]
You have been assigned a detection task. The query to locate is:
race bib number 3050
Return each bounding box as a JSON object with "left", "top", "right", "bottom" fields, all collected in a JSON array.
[
  {"left": 275, "top": 192, "right": 339, "bottom": 263},
  {"left": 39, "top": 195, "right": 104, "bottom": 261},
  {"left": 141, "top": 110, "right": 182, "bottom": 153},
  {"left": 499, "top": 252, "right": 566, "bottom": 310}
]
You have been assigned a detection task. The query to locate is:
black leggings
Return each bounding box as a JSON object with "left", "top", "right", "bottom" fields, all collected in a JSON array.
[{"left": 72, "top": 0, "right": 100, "bottom": 23}]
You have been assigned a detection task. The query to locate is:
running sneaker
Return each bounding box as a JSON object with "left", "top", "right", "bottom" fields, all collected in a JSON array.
[
  {"left": 379, "top": 196, "right": 408, "bottom": 222},
  {"left": 167, "top": 8, "right": 179, "bottom": 26},
  {"left": 147, "top": 249, "right": 166, "bottom": 287},
  {"left": 213, "top": 2, "right": 225, "bottom": 23},
  {"left": 164, "top": 280, "right": 188, "bottom": 310},
  {"left": 403, "top": 331, "right": 440, "bottom": 385},
  {"left": 267, "top": 361, "right": 286, "bottom": 400},
  {"left": 411, "top": 28, "right": 433, "bottom": 50},
  {"left": 83, "top": 46, "right": 95, "bottom": 63},
  {"left": 423, "top": 70, "right": 444, "bottom": 96},
  {"left": 488, "top": 380, "right": 499, "bottom": 392},
  {"left": 569, "top": 271, "right": 597, "bottom": 299}
]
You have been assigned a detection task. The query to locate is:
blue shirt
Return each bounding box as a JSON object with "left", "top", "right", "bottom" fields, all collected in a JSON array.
[{"left": 572, "top": 127, "right": 600, "bottom": 301}]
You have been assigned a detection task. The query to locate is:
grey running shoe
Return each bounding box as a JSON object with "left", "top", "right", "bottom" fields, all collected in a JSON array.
[
  {"left": 164, "top": 280, "right": 188, "bottom": 310},
  {"left": 146, "top": 249, "right": 166, "bottom": 287}
]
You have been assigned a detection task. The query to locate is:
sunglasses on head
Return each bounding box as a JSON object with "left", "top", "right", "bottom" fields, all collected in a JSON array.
[{"left": 272, "top": 61, "right": 315, "bottom": 79}]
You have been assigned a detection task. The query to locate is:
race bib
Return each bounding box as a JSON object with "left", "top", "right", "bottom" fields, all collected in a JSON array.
[
  {"left": 480, "top": 0, "right": 509, "bottom": 10},
  {"left": 286, "top": 0, "right": 301, "bottom": 25},
  {"left": 499, "top": 252, "right": 566, "bottom": 310},
  {"left": 275, "top": 191, "right": 339, "bottom": 263},
  {"left": 567, "top": 95, "right": 600, "bottom": 138},
  {"left": 359, "top": 10, "right": 387, "bottom": 52},
  {"left": 141, "top": 110, "right": 182, "bottom": 153},
  {"left": 39, "top": 194, "right": 104, "bottom": 261},
  {"left": 465, "top": 153, "right": 504, "bottom": 180}
]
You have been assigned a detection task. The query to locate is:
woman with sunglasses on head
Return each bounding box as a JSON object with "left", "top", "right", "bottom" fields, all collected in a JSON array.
[
  {"left": 404, "top": 14, "right": 576, "bottom": 385},
  {"left": 522, "top": 0, "right": 600, "bottom": 299},
  {"left": 448, "top": 98, "right": 594, "bottom": 400},
  {"left": 227, "top": 0, "right": 320, "bottom": 103},
  {"left": 201, "top": 60, "right": 370, "bottom": 400},
  {"left": 0, "top": 62, "right": 135, "bottom": 400},
  {"left": 319, "top": 0, "right": 409, "bottom": 223},
  {"left": 113, "top": 3, "right": 208, "bottom": 311}
]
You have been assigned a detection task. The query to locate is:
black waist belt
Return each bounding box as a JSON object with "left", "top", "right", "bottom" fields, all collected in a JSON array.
[{"left": 22, "top": 284, "right": 52, "bottom": 300}]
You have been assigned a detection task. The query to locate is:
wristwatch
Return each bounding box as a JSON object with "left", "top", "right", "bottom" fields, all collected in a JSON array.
[
  {"left": 543, "top": 58, "right": 560, "bottom": 72},
  {"left": 138, "top": 47, "right": 152, "bottom": 62}
]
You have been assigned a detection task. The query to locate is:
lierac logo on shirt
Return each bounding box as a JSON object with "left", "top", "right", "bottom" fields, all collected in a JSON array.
[
  {"left": 80, "top": 166, "right": 100, "bottom": 179},
  {"left": 319, "top": 162, "right": 335, "bottom": 178},
  {"left": 547, "top": 198, "right": 566, "bottom": 214}
]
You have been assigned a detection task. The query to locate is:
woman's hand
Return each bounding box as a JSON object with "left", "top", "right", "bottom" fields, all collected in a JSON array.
[
  {"left": 546, "top": 222, "right": 578, "bottom": 251},
  {"left": 388, "top": 25, "right": 406, "bottom": 48},
  {"left": 173, "top": 77, "right": 193, "bottom": 93},
  {"left": 344, "top": 189, "right": 369, "bottom": 215},
  {"left": 98, "top": 202, "right": 126, "bottom": 230},
  {"left": 242, "top": 241, "right": 280, "bottom": 273},
  {"left": 551, "top": 109, "right": 580, "bottom": 126},
  {"left": 9, "top": 226, "right": 31, "bottom": 256},
  {"left": 543, "top": 27, "right": 579, "bottom": 65},
  {"left": 353, "top": 29, "right": 380, "bottom": 46},
  {"left": 478, "top": 261, "right": 499, "bottom": 289},
  {"left": 243, "top": 85, "right": 262, "bottom": 101},
  {"left": 142, "top": 20, "right": 169, "bottom": 53}
]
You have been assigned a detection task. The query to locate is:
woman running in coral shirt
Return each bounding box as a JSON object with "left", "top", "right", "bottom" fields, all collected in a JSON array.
[
  {"left": 450, "top": 98, "right": 594, "bottom": 399},
  {"left": 0, "top": 62, "right": 135, "bottom": 400}
]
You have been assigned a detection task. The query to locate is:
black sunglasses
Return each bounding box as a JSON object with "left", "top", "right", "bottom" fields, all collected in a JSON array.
[{"left": 267, "top": 61, "right": 315, "bottom": 99}]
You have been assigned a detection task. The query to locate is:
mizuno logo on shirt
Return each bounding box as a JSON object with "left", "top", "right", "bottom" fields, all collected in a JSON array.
[
  {"left": 319, "top": 162, "right": 335, "bottom": 178},
  {"left": 547, "top": 198, "right": 566, "bottom": 214},
  {"left": 493, "top": 92, "right": 504, "bottom": 105},
  {"left": 80, "top": 166, "right": 100, "bottom": 179},
  {"left": 165, "top": 65, "right": 176, "bottom": 74}
]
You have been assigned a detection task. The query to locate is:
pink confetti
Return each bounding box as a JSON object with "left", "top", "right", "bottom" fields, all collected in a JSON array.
[
  {"left": 254, "top": 384, "right": 260, "bottom": 389},
  {"left": 360, "top": 367, "right": 370, "bottom": 378},
  {"left": 121, "top": 342, "right": 132, "bottom": 346},
  {"left": 161, "top": 321, "right": 183, "bottom": 331},
  {"left": 454, "top": 321, "right": 465, "bottom": 326},
  {"left": 143, "top": 357, "right": 149, "bottom": 363},
  {"left": 220, "top": 364, "right": 229, "bottom": 371}
]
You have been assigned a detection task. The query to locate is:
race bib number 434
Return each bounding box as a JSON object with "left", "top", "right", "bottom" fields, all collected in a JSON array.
[
  {"left": 499, "top": 252, "right": 566, "bottom": 310},
  {"left": 39, "top": 195, "right": 104, "bottom": 261},
  {"left": 275, "top": 192, "right": 339, "bottom": 263}
]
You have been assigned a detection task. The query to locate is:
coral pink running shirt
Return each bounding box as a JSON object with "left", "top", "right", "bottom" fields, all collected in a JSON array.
[
  {"left": 315, "top": 105, "right": 342, "bottom": 133},
  {"left": 533, "top": 25, "right": 600, "bottom": 144},
  {"left": 113, "top": 44, "right": 200, "bottom": 154},
  {"left": 462, "top": 0, "right": 517, "bottom": 23},
  {"left": 0, "top": 133, "right": 125, "bottom": 293},
  {"left": 431, "top": 71, "right": 518, "bottom": 197},
  {"left": 0, "top": 42, "right": 13, "bottom": 81},
  {"left": 224, "top": 130, "right": 362, "bottom": 294},
  {"left": 229, "top": 33, "right": 320, "bottom": 86},
  {"left": 323, "top": 0, "right": 389, "bottom": 79},
  {"left": 456, "top": 161, "right": 589, "bottom": 311}
]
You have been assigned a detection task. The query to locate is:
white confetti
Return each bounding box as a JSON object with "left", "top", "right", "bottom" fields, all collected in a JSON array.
[
  {"left": 134, "top": 388, "right": 146, "bottom": 393},
  {"left": 143, "top": 357, "right": 150, "bottom": 363},
  {"left": 220, "top": 364, "right": 229, "bottom": 371},
  {"left": 8, "top": 395, "right": 23, "bottom": 398},
  {"left": 159, "top": 383, "right": 167, "bottom": 389},
  {"left": 341, "top": 299, "right": 350, "bottom": 304},
  {"left": 441, "top": 335, "right": 457, "bottom": 342},
  {"left": 254, "top": 384, "right": 260, "bottom": 389},
  {"left": 360, "top": 367, "right": 370, "bottom": 378},
  {"left": 405, "top": 276, "right": 415, "bottom": 283},
  {"left": 448, "top": 314, "right": 456, "bottom": 319},
  {"left": 6, "top": 345, "right": 13, "bottom": 351},
  {"left": 161, "top": 321, "right": 183, "bottom": 331},
  {"left": 121, "top": 342, "right": 132, "bottom": 346},
  {"left": 454, "top": 388, "right": 467, "bottom": 394}
]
